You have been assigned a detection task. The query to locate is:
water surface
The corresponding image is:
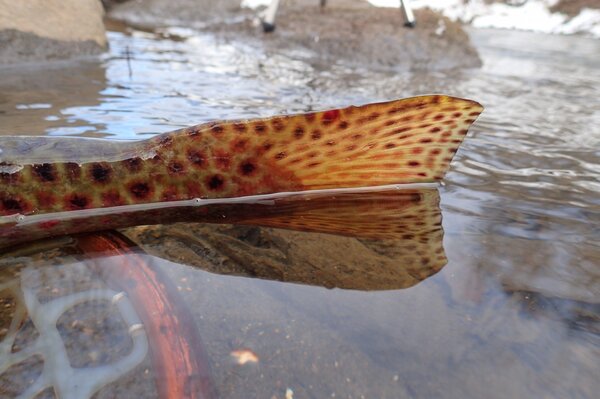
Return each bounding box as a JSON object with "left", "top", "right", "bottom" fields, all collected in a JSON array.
[{"left": 0, "top": 25, "right": 598, "bottom": 398}]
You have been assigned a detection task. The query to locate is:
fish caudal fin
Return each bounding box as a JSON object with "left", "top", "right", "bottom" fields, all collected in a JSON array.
[{"left": 235, "top": 95, "right": 483, "bottom": 190}]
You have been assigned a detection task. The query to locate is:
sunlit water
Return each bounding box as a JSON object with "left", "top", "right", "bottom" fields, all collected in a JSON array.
[{"left": 0, "top": 25, "right": 598, "bottom": 398}]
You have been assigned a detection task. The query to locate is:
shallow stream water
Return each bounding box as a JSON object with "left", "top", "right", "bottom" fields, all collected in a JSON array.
[{"left": 0, "top": 24, "right": 598, "bottom": 398}]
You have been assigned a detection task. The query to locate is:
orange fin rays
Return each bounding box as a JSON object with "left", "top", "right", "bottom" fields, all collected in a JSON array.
[{"left": 212, "top": 94, "right": 483, "bottom": 189}]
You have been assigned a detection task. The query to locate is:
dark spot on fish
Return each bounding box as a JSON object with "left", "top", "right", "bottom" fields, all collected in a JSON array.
[
  {"left": 66, "top": 194, "right": 89, "bottom": 210},
  {"left": 130, "top": 182, "right": 151, "bottom": 199},
  {"left": 385, "top": 143, "right": 396, "bottom": 149},
  {"left": 124, "top": 158, "right": 142, "bottom": 173},
  {"left": 368, "top": 112, "right": 380, "bottom": 121},
  {"left": 294, "top": 126, "right": 305, "bottom": 139},
  {"left": 272, "top": 119, "right": 285, "bottom": 132},
  {"left": 275, "top": 152, "right": 286, "bottom": 160},
  {"left": 210, "top": 124, "right": 224, "bottom": 134},
  {"left": 207, "top": 175, "right": 224, "bottom": 190},
  {"left": 33, "top": 163, "right": 55, "bottom": 182},
  {"left": 393, "top": 127, "right": 411, "bottom": 134},
  {"left": 408, "top": 161, "right": 421, "bottom": 167},
  {"left": 157, "top": 135, "right": 173, "bottom": 146},
  {"left": 311, "top": 130, "right": 322, "bottom": 140},
  {"left": 262, "top": 142, "right": 273, "bottom": 151},
  {"left": 338, "top": 121, "right": 349, "bottom": 129},
  {"left": 254, "top": 123, "right": 267, "bottom": 134},
  {"left": 2, "top": 198, "right": 23, "bottom": 212},
  {"left": 187, "top": 150, "right": 206, "bottom": 167},
  {"left": 168, "top": 161, "right": 185, "bottom": 174},
  {"left": 231, "top": 123, "right": 246, "bottom": 133},
  {"left": 91, "top": 163, "right": 112, "bottom": 183},
  {"left": 240, "top": 161, "right": 256, "bottom": 176}
]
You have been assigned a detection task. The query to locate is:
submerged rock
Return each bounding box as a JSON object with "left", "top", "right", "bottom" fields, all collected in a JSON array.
[
  {"left": 0, "top": 0, "right": 107, "bottom": 65},
  {"left": 108, "top": 0, "right": 481, "bottom": 71}
]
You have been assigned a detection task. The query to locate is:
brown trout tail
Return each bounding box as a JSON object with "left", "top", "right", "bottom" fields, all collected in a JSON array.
[
  {"left": 257, "top": 94, "right": 483, "bottom": 189},
  {"left": 1, "top": 95, "right": 482, "bottom": 219}
]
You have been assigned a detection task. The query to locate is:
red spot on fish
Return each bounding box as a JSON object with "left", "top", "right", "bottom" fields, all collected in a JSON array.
[
  {"left": 271, "top": 118, "right": 285, "bottom": 132},
  {"left": 214, "top": 150, "right": 231, "bottom": 171},
  {"left": 39, "top": 220, "right": 60, "bottom": 230},
  {"left": 36, "top": 192, "right": 56, "bottom": 208},
  {"left": 322, "top": 109, "right": 340, "bottom": 125},
  {"left": 161, "top": 186, "right": 179, "bottom": 201},
  {"left": 412, "top": 147, "right": 423, "bottom": 154},
  {"left": 231, "top": 138, "right": 249, "bottom": 152},
  {"left": 305, "top": 113, "right": 316, "bottom": 122},
  {"left": 101, "top": 191, "right": 125, "bottom": 207},
  {"left": 393, "top": 127, "right": 411, "bottom": 135}
]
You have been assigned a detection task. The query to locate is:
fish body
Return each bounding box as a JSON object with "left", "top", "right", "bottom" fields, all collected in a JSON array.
[{"left": 0, "top": 95, "right": 482, "bottom": 244}]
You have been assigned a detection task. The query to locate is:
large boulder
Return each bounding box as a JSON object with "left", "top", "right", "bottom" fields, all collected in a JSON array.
[{"left": 0, "top": 0, "right": 107, "bottom": 64}]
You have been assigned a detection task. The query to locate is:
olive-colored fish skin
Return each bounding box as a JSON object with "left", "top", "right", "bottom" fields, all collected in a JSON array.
[{"left": 0, "top": 95, "right": 483, "bottom": 219}]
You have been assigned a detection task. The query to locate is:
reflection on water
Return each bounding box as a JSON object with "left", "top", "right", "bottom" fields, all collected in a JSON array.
[
  {"left": 1, "top": 187, "right": 446, "bottom": 290},
  {"left": 1, "top": 189, "right": 445, "bottom": 397},
  {"left": 0, "top": 22, "right": 598, "bottom": 399}
]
